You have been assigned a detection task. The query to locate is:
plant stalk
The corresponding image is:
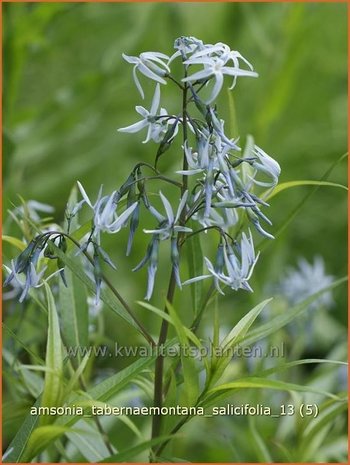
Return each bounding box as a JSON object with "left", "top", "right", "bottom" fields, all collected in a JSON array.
[{"left": 150, "top": 74, "right": 189, "bottom": 461}]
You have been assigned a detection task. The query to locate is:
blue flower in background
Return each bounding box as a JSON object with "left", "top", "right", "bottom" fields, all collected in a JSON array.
[{"left": 278, "top": 256, "right": 334, "bottom": 310}]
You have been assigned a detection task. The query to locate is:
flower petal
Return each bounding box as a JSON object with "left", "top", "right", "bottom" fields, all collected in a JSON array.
[
  {"left": 118, "top": 119, "right": 148, "bottom": 134},
  {"left": 159, "top": 191, "right": 174, "bottom": 224},
  {"left": 77, "top": 181, "right": 93, "bottom": 208}
]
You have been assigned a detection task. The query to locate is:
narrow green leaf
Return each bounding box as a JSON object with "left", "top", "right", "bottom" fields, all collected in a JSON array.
[
  {"left": 66, "top": 421, "right": 114, "bottom": 462},
  {"left": 185, "top": 221, "right": 204, "bottom": 316},
  {"left": 212, "top": 295, "right": 220, "bottom": 349},
  {"left": 265, "top": 180, "right": 347, "bottom": 201},
  {"left": 255, "top": 358, "right": 347, "bottom": 379},
  {"left": 3, "top": 324, "right": 45, "bottom": 365},
  {"left": 208, "top": 299, "right": 271, "bottom": 388},
  {"left": 2, "top": 235, "right": 27, "bottom": 251},
  {"left": 207, "top": 377, "right": 340, "bottom": 400},
  {"left": 59, "top": 266, "right": 89, "bottom": 365},
  {"left": 249, "top": 418, "right": 272, "bottom": 462},
  {"left": 138, "top": 301, "right": 211, "bottom": 378},
  {"left": 221, "top": 298, "right": 272, "bottom": 349},
  {"left": 63, "top": 352, "right": 90, "bottom": 397},
  {"left": 40, "top": 284, "right": 64, "bottom": 426},
  {"left": 137, "top": 301, "right": 204, "bottom": 351},
  {"left": 20, "top": 425, "right": 71, "bottom": 462},
  {"left": 2, "top": 398, "right": 41, "bottom": 463},
  {"left": 298, "top": 400, "right": 348, "bottom": 460},
  {"left": 163, "top": 368, "right": 177, "bottom": 433}
]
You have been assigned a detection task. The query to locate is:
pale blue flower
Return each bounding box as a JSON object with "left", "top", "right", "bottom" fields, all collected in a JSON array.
[
  {"left": 171, "top": 36, "right": 204, "bottom": 60},
  {"left": 13, "top": 200, "right": 54, "bottom": 222},
  {"left": 126, "top": 203, "right": 140, "bottom": 256},
  {"left": 183, "top": 230, "right": 259, "bottom": 293},
  {"left": 122, "top": 52, "right": 170, "bottom": 99},
  {"left": 250, "top": 145, "right": 281, "bottom": 187},
  {"left": 170, "top": 236, "right": 182, "bottom": 288},
  {"left": 133, "top": 235, "right": 160, "bottom": 300},
  {"left": 144, "top": 191, "right": 192, "bottom": 240},
  {"left": 182, "top": 45, "right": 258, "bottom": 103},
  {"left": 176, "top": 139, "right": 211, "bottom": 176},
  {"left": 177, "top": 139, "right": 217, "bottom": 218},
  {"left": 3, "top": 261, "right": 62, "bottom": 303},
  {"left": 77, "top": 181, "right": 138, "bottom": 242},
  {"left": 118, "top": 84, "right": 168, "bottom": 144},
  {"left": 278, "top": 256, "right": 334, "bottom": 310}
]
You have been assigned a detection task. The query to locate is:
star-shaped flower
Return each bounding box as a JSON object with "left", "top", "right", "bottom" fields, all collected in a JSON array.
[
  {"left": 122, "top": 52, "right": 170, "bottom": 99},
  {"left": 118, "top": 84, "right": 169, "bottom": 144},
  {"left": 182, "top": 45, "right": 258, "bottom": 103}
]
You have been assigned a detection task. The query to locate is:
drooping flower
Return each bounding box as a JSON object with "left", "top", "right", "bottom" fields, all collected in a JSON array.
[
  {"left": 3, "top": 260, "right": 62, "bottom": 303},
  {"left": 249, "top": 145, "right": 281, "bottom": 188},
  {"left": 118, "top": 84, "right": 169, "bottom": 144},
  {"left": 122, "top": 52, "right": 170, "bottom": 99},
  {"left": 77, "top": 182, "right": 138, "bottom": 243},
  {"left": 132, "top": 235, "right": 160, "bottom": 300},
  {"left": 176, "top": 139, "right": 211, "bottom": 176},
  {"left": 183, "top": 230, "right": 259, "bottom": 293}
]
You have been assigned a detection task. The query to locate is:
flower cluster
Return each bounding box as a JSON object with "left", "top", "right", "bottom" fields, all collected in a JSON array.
[
  {"left": 4, "top": 36, "right": 280, "bottom": 303},
  {"left": 277, "top": 256, "right": 334, "bottom": 311}
]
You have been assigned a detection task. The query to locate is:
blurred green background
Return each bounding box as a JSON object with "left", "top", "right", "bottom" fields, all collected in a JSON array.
[{"left": 3, "top": 2, "right": 348, "bottom": 462}]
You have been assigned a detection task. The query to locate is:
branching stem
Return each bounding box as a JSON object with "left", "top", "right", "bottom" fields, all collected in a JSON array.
[{"left": 150, "top": 66, "right": 189, "bottom": 461}]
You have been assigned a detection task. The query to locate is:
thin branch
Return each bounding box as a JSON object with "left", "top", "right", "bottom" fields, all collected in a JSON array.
[
  {"left": 43, "top": 231, "right": 156, "bottom": 347},
  {"left": 165, "top": 73, "right": 185, "bottom": 90}
]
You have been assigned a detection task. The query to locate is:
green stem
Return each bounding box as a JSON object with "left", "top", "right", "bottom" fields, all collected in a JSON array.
[
  {"left": 150, "top": 267, "right": 177, "bottom": 461},
  {"left": 165, "top": 73, "right": 185, "bottom": 90},
  {"left": 150, "top": 71, "right": 189, "bottom": 462}
]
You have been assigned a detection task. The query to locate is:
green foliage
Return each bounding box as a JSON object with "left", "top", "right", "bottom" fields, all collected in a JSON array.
[{"left": 3, "top": 2, "right": 347, "bottom": 463}]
